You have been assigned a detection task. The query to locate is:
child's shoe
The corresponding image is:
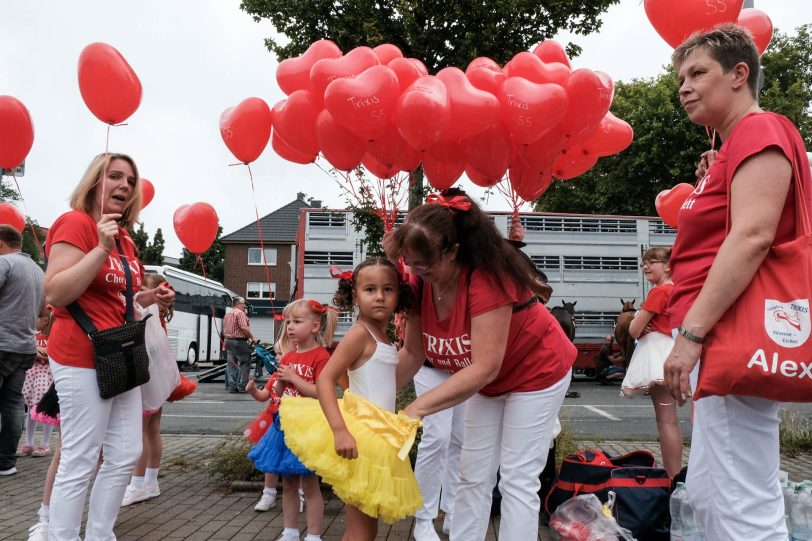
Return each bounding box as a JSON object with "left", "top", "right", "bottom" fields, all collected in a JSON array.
[
  {"left": 31, "top": 445, "right": 51, "bottom": 457},
  {"left": 121, "top": 484, "right": 151, "bottom": 506},
  {"left": 27, "top": 520, "right": 48, "bottom": 541},
  {"left": 16, "top": 445, "right": 33, "bottom": 457},
  {"left": 254, "top": 489, "right": 276, "bottom": 511},
  {"left": 145, "top": 482, "right": 161, "bottom": 499},
  {"left": 275, "top": 527, "right": 300, "bottom": 541}
]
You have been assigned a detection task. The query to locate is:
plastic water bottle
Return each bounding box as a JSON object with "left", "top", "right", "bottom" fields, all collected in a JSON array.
[
  {"left": 670, "top": 482, "right": 686, "bottom": 541},
  {"left": 780, "top": 470, "right": 794, "bottom": 535},
  {"left": 678, "top": 487, "right": 707, "bottom": 541},
  {"left": 791, "top": 484, "right": 812, "bottom": 541}
]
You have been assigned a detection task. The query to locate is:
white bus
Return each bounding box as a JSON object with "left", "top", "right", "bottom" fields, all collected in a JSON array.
[{"left": 144, "top": 265, "right": 234, "bottom": 368}]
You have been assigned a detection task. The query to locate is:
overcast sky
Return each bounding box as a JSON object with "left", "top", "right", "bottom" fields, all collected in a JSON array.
[{"left": 2, "top": 0, "right": 809, "bottom": 257}]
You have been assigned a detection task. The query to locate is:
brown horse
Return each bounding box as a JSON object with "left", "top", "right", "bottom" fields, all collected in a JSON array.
[
  {"left": 551, "top": 300, "right": 577, "bottom": 342},
  {"left": 614, "top": 299, "right": 637, "bottom": 369}
]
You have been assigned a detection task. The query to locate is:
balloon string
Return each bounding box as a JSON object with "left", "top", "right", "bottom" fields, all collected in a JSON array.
[
  {"left": 194, "top": 254, "right": 223, "bottom": 339},
  {"left": 99, "top": 124, "right": 111, "bottom": 220},
  {"left": 704, "top": 126, "right": 717, "bottom": 150},
  {"left": 246, "top": 163, "right": 276, "bottom": 317},
  {"left": 9, "top": 172, "right": 45, "bottom": 262}
]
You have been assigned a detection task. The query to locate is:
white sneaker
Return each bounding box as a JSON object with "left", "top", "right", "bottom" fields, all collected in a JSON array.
[
  {"left": 121, "top": 484, "right": 150, "bottom": 506},
  {"left": 145, "top": 482, "right": 161, "bottom": 499},
  {"left": 413, "top": 518, "right": 441, "bottom": 541},
  {"left": 274, "top": 533, "right": 300, "bottom": 541},
  {"left": 442, "top": 513, "right": 452, "bottom": 535},
  {"left": 27, "top": 521, "right": 48, "bottom": 541},
  {"left": 0, "top": 466, "right": 17, "bottom": 476},
  {"left": 254, "top": 492, "right": 276, "bottom": 511}
]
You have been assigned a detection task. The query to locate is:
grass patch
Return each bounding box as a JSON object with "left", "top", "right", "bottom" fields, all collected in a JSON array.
[
  {"left": 168, "top": 454, "right": 189, "bottom": 467},
  {"left": 555, "top": 419, "right": 579, "bottom": 469},
  {"left": 780, "top": 408, "right": 812, "bottom": 458},
  {"left": 207, "top": 432, "right": 264, "bottom": 483}
]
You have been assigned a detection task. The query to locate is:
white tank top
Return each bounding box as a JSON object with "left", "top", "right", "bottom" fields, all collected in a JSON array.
[{"left": 348, "top": 325, "right": 398, "bottom": 412}]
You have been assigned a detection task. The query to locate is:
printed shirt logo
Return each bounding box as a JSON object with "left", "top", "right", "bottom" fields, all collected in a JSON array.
[{"left": 764, "top": 299, "right": 811, "bottom": 348}]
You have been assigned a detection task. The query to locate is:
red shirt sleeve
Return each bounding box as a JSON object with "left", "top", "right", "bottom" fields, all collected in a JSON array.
[
  {"left": 312, "top": 347, "right": 331, "bottom": 381},
  {"left": 642, "top": 286, "right": 670, "bottom": 315},
  {"left": 46, "top": 210, "right": 97, "bottom": 255},
  {"left": 469, "top": 268, "right": 521, "bottom": 318}
]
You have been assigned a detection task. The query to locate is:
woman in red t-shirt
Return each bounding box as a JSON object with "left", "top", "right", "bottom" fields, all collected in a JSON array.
[
  {"left": 620, "top": 247, "right": 681, "bottom": 477},
  {"left": 43, "top": 153, "right": 175, "bottom": 541},
  {"left": 386, "top": 188, "right": 577, "bottom": 541},
  {"left": 664, "top": 25, "right": 812, "bottom": 539}
]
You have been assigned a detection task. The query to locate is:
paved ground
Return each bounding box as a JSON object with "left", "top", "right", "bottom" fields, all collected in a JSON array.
[{"left": 2, "top": 433, "right": 811, "bottom": 540}]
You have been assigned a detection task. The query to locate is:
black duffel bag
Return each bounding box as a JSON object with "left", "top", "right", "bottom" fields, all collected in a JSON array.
[{"left": 545, "top": 449, "right": 671, "bottom": 540}]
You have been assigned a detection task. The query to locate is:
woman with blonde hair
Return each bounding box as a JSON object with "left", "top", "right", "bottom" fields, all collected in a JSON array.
[{"left": 44, "top": 153, "right": 175, "bottom": 540}]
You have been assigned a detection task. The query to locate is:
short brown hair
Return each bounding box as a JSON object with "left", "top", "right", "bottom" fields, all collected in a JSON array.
[
  {"left": 69, "top": 153, "right": 141, "bottom": 227},
  {"left": 672, "top": 23, "right": 760, "bottom": 98},
  {"left": 0, "top": 224, "right": 23, "bottom": 249},
  {"left": 642, "top": 246, "right": 672, "bottom": 265}
]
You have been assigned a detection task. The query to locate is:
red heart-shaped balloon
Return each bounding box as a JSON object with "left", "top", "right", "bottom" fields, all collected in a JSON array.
[
  {"left": 173, "top": 202, "right": 219, "bottom": 254},
  {"left": 737, "top": 8, "right": 773, "bottom": 55},
  {"left": 367, "top": 121, "right": 409, "bottom": 168},
  {"left": 396, "top": 143, "right": 422, "bottom": 173},
  {"left": 559, "top": 69, "right": 613, "bottom": 144},
  {"left": 0, "top": 96, "right": 34, "bottom": 169},
  {"left": 580, "top": 112, "right": 634, "bottom": 158},
  {"left": 0, "top": 203, "right": 25, "bottom": 233},
  {"left": 655, "top": 183, "right": 695, "bottom": 228},
  {"left": 324, "top": 65, "right": 400, "bottom": 141},
  {"left": 310, "top": 46, "right": 380, "bottom": 99},
  {"left": 277, "top": 40, "right": 342, "bottom": 96},
  {"left": 509, "top": 162, "right": 553, "bottom": 202},
  {"left": 78, "top": 42, "right": 142, "bottom": 125},
  {"left": 394, "top": 75, "right": 450, "bottom": 150},
  {"left": 219, "top": 97, "right": 272, "bottom": 164},
  {"left": 505, "top": 52, "right": 570, "bottom": 86},
  {"left": 272, "top": 91, "right": 321, "bottom": 158},
  {"left": 465, "top": 122, "right": 512, "bottom": 186},
  {"left": 437, "top": 67, "right": 500, "bottom": 141},
  {"left": 465, "top": 57, "right": 506, "bottom": 95},
  {"left": 362, "top": 153, "right": 398, "bottom": 180},
  {"left": 516, "top": 128, "right": 568, "bottom": 173},
  {"left": 532, "top": 40, "right": 571, "bottom": 69},
  {"left": 388, "top": 57, "right": 429, "bottom": 93},
  {"left": 373, "top": 44, "right": 403, "bottom": 65},
  {"left": 140, "top": 178, "right": 155, "bottom": 209},
  {"left": 644, "top": 0, "right": 744, "bottom": 49},
  {"left": 552, "top": 148, "right": 598, "bottom": 180},
  {"left": 272, "top": 131, "right": 316, "bottom": 164},
  {"left": 423, "top": 140, "right": 465, "bottom": 190},
  {"left": 315, "top": 109, "right": 366, "bottom": 171},
  {"left": 498, "top": 77, "right": 569, "bottom": 145}
]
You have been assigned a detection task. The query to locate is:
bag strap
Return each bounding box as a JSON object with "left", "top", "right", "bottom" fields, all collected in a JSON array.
[
  {"left": 67, "top": 238, "right": 137, "bottom": 335},
  {"left": 724, "top": 118, "right": 811, "bottom": 239}
]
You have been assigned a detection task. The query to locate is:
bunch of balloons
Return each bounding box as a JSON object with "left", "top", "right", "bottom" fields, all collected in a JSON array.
[{"left": 220, "top": 39, "right": 634, "bottom": 204}]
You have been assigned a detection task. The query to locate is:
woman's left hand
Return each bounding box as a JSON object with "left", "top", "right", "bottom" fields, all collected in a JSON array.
[
  {"left": 153, "top": 284, "right": 175, "bottom": 309},
  {"left": 663, "top": 335, "right": 702, "bottom": 406},
  {"left": 401, "top": 401, "right": 423, "bottom": 421}
]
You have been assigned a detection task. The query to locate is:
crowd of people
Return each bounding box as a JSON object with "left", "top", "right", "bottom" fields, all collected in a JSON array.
[{"left": 0, "top": 23, "right": 809, "bottom": 541}]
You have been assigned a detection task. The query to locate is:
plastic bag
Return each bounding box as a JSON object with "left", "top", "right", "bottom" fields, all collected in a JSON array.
[
  {"left": 139, "top": 304, "right": 180, "bottom": 412},
  {"left": 550, "top": 493, "right": 636, "bottom": 541}
]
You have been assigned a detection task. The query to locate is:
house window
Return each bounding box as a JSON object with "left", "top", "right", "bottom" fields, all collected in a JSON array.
[
  {"left": 247, "top": 247, "right": 277, "bottom": 266},
  {"left": 246, "top": 282, "right": 276, "bottom": 299}
]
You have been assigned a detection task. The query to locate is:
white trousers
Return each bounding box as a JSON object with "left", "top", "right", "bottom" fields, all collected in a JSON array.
[
  {"left": 686, "top": 393, "right": 787, "bottom": 540},
  {"left": 49, "top": 360, "right": 143, "bottom": 541},
  {"left": 413, "top": 365, "right": 465, "bottom": 521},
  {"left": 450, "top": 371, "right": 570, "bottom": 541}
]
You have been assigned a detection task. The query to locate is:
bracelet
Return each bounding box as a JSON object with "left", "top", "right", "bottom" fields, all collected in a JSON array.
[{"left": 678, "top": 326, "right": 705, "bottom": 344}]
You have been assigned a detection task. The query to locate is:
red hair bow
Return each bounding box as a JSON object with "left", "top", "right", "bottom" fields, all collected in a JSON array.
[
  {"left": 330, "top": 266, "right": 354, "bottom": 281},
  {"left": 426, "top": 193, "right": 472, "bottom": 213},
  {"left": 307, "top": 300, "right": 337, "bottom": 314}
]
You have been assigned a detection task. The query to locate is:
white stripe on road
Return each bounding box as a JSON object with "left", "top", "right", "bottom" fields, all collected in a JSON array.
[{"left": 582, "top": 405, "right": 622, "bottom": 421}]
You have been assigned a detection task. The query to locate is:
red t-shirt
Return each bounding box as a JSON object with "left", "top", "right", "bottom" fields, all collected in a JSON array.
[
  {"left": 45, "top": 210, "right": 145, "bottom": 369},
  {"left": 669, "top": 112, "right": 811, "bottom": 328},
  {"left": 414, "top": 267, "right": 576, "bottom": 396},
  {"left": 278, "top": 346, "right": 330, "bottom": 397},
  {"left": 641, "top": 284, "right": 673, "bottom": 336}
]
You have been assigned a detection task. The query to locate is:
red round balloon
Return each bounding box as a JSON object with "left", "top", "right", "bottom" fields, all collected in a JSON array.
[
  {"left": 310, "top": 46, "right": 380, "bottom": 99},
  {"left": 272, "top": 91, "right": 322, "bottom": 158},
  {"left": 644, "top": 0, "right": 744, "bottom": 49},
  {"left": 498, "top": 77, "right": 569, "bottom": 145},
  {"left": 272, "top": 131, "right": 316, "bottom": 165},
  {"left": 219, "top": 97, "right": 273, "bottom": 164},
  {"left": 655, "top": 183, "right": 694, "bottom": 228},
  {"left": 505, "top": 52, "right": 569, "bottom": 86},
  {"left": 324, "top": 65, "right": 400, "bottom": 141},
  {"left": 277, "top": 40, "right": 342, "bottom": 96},
  {"left": 78, "top": 42, "right": 142, "bottom": 125},
  {"left": 315, "top": 109, "right": 366, "bottom": 171},
  {"left": 0, "top": 203, "right": 25, "bottom": 233},
  {"left": 394, "top": 75, "right": 450, "bottom": 150},
  {"left": 532, "top": 40, "right": 571, "bottom": 69},
  {"left": 388, "top": 57, "right": 429, "bottom": 93},
  {"left": 737, "top": 8, "right": 773, "bottom": 55},
  {"left": 173, "top": 202, "right": 219, "bottom": 254},
  {"left": 373, "top": 44, "right": 403, "bottom": 65},
  {"left": 140, "top": 178, "right": 155, "bottom": 209},
  {"left": 0, "top": 96, "right": 34, "bottom": 169},
  {"left": 437, "top": 67, "right": 500, "bottom": 141}
]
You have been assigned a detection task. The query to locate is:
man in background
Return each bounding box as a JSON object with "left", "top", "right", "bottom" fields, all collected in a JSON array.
[{"left": 223, "top": 296, "right": 256, "bottom": 393}]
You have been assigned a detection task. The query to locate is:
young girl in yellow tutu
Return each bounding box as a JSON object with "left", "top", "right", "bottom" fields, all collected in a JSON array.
[
  {"left": 280, "top": 256, "right": 422, "bottom": 541},
  {"left": 248, "top": 299, "right": 337, "bottom": 541}
]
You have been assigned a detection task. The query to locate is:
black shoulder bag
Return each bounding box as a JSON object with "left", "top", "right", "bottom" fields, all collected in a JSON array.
[{"left": 67, "top": 239, "right": 151, "bottom": 399}]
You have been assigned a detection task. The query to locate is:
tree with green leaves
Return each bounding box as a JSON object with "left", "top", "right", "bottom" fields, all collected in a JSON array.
[
  {"left": 21, "top": 219, "right": 46, "bottom": 268},
  {"left": 0, "top": 179, "right": 18, "bottom": 203},
  {"left": 179, "top": 225, "right": 225, "bottom": 283},
  {"left": 127, "top": 223, "right": 165, "bottom": 266},
  {"left": 537, "top": 24, "right": 812, "bottom": 216}
]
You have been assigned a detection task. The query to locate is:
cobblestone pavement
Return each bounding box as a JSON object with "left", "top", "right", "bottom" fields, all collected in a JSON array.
[{"left": 1, "top": 434, "right": 810, "bottom": 540}]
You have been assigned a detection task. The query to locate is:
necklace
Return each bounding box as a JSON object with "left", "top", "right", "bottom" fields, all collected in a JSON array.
[{"left": 434, "top": 271, "right": 458, "bottom": 302}]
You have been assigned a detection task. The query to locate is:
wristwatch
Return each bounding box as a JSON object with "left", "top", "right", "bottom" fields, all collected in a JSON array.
[{"left": 678, "top": 326, "right": 705, "bottom": 344}]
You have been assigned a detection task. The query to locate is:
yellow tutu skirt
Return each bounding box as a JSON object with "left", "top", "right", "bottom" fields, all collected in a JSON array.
[{"left": 280, "top": 391, "right": 422, "bottom": 523}]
